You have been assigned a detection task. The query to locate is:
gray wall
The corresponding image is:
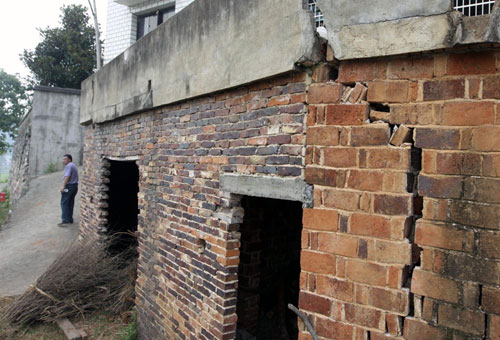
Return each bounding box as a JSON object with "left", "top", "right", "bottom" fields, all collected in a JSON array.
[
  {"left": 29, "top": 86, "right": 83, "bottom": 176},
  {"left": 8, "top": 110, "right": 32, "bottom": 204},
  {"left": 80, "top": 0, "right": 321, "bottom": 124}
]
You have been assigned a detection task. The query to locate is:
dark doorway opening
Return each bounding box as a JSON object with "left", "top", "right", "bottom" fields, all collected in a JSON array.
[
  {"left": 106, "top": 160, "right": 139, "bottom": 254},
  {"left": 236, "top": 196, "right": 303, "bottom": 340}
]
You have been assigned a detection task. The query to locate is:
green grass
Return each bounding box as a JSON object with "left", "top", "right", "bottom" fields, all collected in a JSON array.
[
  {"left": 0, "top": 173, "right": 8, "bottom": 183},
  {"left": 119, "top": 309, "right": 137, "bottom": 340},
  {"left": 44, "top": 162, "right": 59, "bottom": 174}
]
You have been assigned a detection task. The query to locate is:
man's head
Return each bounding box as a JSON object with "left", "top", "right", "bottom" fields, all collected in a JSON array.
[{"left": 62, "top": 154, "right": 72, "bottom": 166}]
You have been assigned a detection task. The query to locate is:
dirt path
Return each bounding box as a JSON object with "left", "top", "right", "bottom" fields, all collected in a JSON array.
[{"left": 0, "top": 171, "right": 80, "bottom": 296}]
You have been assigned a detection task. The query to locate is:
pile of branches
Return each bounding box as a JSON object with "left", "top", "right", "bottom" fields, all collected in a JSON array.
[{"left": 1, "top": 236, "right": 137, "bottom": 325}]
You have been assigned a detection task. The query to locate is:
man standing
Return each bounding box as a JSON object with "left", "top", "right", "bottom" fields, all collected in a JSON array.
[{"left": 58, "top": 154, "right": 78, "bottom": 227}]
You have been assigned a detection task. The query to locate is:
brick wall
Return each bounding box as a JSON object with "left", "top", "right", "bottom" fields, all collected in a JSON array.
[
  {"left": 301, "top": 50, "right": 500, "bottom": 340},
  {"left": 80, "top": 72, "right": 308, "bottom": 339},
  {"left": 81, "top": 47, "right": 500, "bottom": 340}
]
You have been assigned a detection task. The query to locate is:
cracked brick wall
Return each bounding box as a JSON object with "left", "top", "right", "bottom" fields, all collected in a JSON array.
[
  {"left": 301, "top": 50, "right": 500, "bottom": 340},
  {"left": 80, "top": 48, "right": 500, "bottom": 340}
]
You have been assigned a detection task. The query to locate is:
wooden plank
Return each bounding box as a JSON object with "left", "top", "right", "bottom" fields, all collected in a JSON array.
[{"left": 56, "top": 318, "right": 87, "bottom": 340}]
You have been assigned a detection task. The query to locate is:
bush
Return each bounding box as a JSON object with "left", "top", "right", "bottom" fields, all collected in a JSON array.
[{"left": 44, "top": 162, "right": 58, "bottom": 174}]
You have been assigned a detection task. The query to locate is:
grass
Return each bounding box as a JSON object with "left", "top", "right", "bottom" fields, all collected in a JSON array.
[
  {"left": 0, "top": 297, "right": 136, "bottom": 340},
  {"left": 0, "top": 173, "right": 8, "bottom": 183},
  {"left": 44, "top": 162, "right": 59, "bottom": 174}
]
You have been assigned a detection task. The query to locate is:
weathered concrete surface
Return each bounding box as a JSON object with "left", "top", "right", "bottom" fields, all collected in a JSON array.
[
  {"left": 317, "top": 0, "right": 500, "bottom": 60},
  {"left": 220, "top": 174, "right": 313, "bottom": 206},
  {"left": 80, "top": 0, "right": 320, "bottom": 124},
  {"left": 30, "top": 86, "right": 83, "bottom": 176},
  {"left": 8, "top": 110, "right": 32, "bottom": 205},
  {"left": 0, "top": 171, "right": 79, "bottom": 296}
]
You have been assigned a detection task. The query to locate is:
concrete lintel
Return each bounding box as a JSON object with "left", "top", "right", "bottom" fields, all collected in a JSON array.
[
  {"left": 220, "top": 174, "right": 313, "bottom": 206},
  {"left": 105, "top": 156, "right": 139, "bottom": 161}
]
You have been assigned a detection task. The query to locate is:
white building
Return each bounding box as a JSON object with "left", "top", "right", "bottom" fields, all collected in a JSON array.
[{"left": 104, "top": 0, "right": 195, "bottom": 63}]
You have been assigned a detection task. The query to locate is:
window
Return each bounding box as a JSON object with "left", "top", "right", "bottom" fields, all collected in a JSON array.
[
  {"left": 137, "top": 6, "right": 175, "bottom": 40},
  {"left": 454, "top": 0, "right": 496, "bottom": 16},
  {"left": 307, "top": 0, "right": 324, "bottom": 27}
]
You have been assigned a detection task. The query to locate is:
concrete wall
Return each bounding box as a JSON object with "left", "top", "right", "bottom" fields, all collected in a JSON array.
[
  {"left": 81, "top": 0, "right": 320, "bottom": 124},
  {"left": 29, "top": 86, "right": 83, "bottom": 176},
  {"left": 317, "top": 0, "right": 500, "bottom": 60},
  {"left": 103, "top": 0, "right": 195, "bottom": 63}
]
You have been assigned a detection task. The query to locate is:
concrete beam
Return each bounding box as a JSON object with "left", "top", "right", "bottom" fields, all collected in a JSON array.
[
  {"left": 317, "top": 0, "right": 500, "bottom": 60},
  {"left": 220, "top": 174, "right": 313, "bottom": 207},
  {"left": 80, "top": 0, "right": 320, "bottom": 124}
]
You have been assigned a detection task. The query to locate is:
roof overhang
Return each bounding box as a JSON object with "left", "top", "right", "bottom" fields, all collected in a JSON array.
[{"left": 113, "top": 0, "right": 150, "bottom": 7}]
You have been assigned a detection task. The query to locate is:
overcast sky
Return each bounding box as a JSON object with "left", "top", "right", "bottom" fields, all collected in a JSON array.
[{"left": 0, "top": 0, "right": 108, "bottom": 79}]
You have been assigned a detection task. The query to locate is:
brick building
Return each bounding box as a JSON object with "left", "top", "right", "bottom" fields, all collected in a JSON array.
[{"left": 80, "top": 0, "right": 500, "bottom": 339}]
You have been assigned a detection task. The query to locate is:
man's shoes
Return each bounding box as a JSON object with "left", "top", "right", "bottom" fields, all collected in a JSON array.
[{"left": 57, "top": 222, "right": 71, "bottom": 227}]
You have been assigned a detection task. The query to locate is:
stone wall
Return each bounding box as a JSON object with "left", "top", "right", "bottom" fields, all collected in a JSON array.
[
  {"left": 301, "top": 50, "right": 500, "bottom": 340},
  {"left": 8, "top": 111, "right": 32, "bottom": 204}
]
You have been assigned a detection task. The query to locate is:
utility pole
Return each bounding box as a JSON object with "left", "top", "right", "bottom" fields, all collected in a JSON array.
[{"left": 88, "top": 0, "right": 102, "bottom": 70}]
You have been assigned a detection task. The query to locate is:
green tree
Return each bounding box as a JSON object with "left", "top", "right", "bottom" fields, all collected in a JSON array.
[
  {"left": 0, "top": 70, "right": 28, "bottom": 154},
  {"left": 21, "top": 5, "right": 99, "bottom": 89}
]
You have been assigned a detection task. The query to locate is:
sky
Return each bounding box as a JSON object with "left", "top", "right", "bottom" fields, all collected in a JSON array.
[{"left": 0, "top": 0, "right": 108, "bottom": 79}]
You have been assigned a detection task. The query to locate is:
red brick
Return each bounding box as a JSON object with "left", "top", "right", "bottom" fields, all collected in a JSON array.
[
  {"left": 422, "top": 297, "right": 435, "bottom": 321},
  {"left": 323, "top": 148, "right": 357, "bottom": 167},
  {"left": 385, "top": 314, "right": 403, "bottom": 335},
  {"left": 438, "top": 303, "right": 485, "bottom": 335},
  {"left": 338, "top": 60, "right": 387, "bottom": 83},
  {"left": 370, "top": 332, "right": 399, "bottom": 340},
  {"left": 364, "top": 148, "right": 410, "bottom": 170},
  {"left": 367, "top": 81, "right": 409, "bottom": 103},
  {"left": 468, "top": 78, "right": 481, "bottom": 99},
  {"left": 415, "top": 221, "right": 473, "bottom": 252},
  {"left": 403, "top": 318, "right": 446, "bottom": 340},
  {"left": 417, "top": 175, "right": 463, "bottom": 199},
  {"left": 366, "top": 287, "right": 410, "bottom": 314},
  {"left": 367, "top": 239, "right": 413, "bottom": 265},
  {"left": 302, "top": 208, "right": 339, "bottom": 231},
  {"left": 298, "top": 291, "right": 331, "bottom": 316},
  {"left": 345, "top": 304, "right": 384, "bottom": 330},
  {"left": 306, "top": 126, "right": 340, "bottom": 146},
  {"left": 347, "top": 170, "right": 384, "bottom": 192},
  {"left": 483, "top": 154, "right": 500, "bottom": 177},
  {"left": 350, "top": 213, "right": 392, "bottom": 239},
  {"left": 346, "top": 259, "right": 387, "bottom": 286},
  {"left": 315, "top": 317, "right": 353, "bottom": 340},
  {"left": 411, "top": 269, "right": 459, "bottom": 303},
  {"left": 434, "top": 151, "right": 481, "bottom": 176},
  {"left": 300, "top": 250, "right": 335, "bottom": 274},
  {"left": 387, "top": 57, "right": 434, "bottom": 79},
  {"left": 414, "top": 128, "right": 460, "bottom": 150},
  {"left": 390, "top": 103, "right": 436, "bottom": 125},
  {"left": 317, "top": 232, "right": 359, "bottom": 257},
  {"left": 464, "top": 177, "right": 500, "bottom": 204},
  {"left": 316, "top": 275, "right": 354, "bottom": 302},
  {"left": 323, "top": 188, "right": 361, "bottom": 211},
  {"left": 483, "top": 76, "right": 500, "bottom": 99},
  {"left": 441, "top": 101, "right": 495, "bottom": 126},
  {"left": 447, "top": 200, "right": 500, "bottom": 230},
  {"left": 247, "top": 136, "right": 267, "bottom": 146},
  {"left": 479, "top": 231, "right": 500, "bottom": 259},
  {"left": 423, "top": 79, "right": 465, "bottom": 101},
  {"left": 308, "top": 83, "right": 343, "bottom": 104},
  {"left": 350, "top": 124, "right": 390, "bottom": 146},
  {"left": 305, "top": 166, "right": 346, "bottom": 188},
  {"left": 489, "top": 314, "right": 500, "bottom": 340},
  {"left": 268, "top": 95, "right": 290, "bottom": 107},
  {"left": 373, "top": 194, "right": 412, "bottom": 216},
  {"left": 471, "top": 126, "right": 500, "bottom": 151},
  {"left": 447, "top": 51, "right": 496, "bottom": 75},
  {"left": 325, "top": 104, "right": 368, "bottom": 125}
]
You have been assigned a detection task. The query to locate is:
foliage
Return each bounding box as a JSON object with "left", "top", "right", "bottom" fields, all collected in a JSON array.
[
  {"left": 21, "top": 5, "right": 99, "bottom": 89},
  {"left": 0, "top": 70, "right": 28, "bottom": 154},
  {"left": 44, "top": 162, "right": 59, "bottom": 174},
  {"left": 0, "top": 189, "right": 9, "bottom": 230},
  {"left": 119, "top": 309, "right": 137, "bottom": 340}
]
